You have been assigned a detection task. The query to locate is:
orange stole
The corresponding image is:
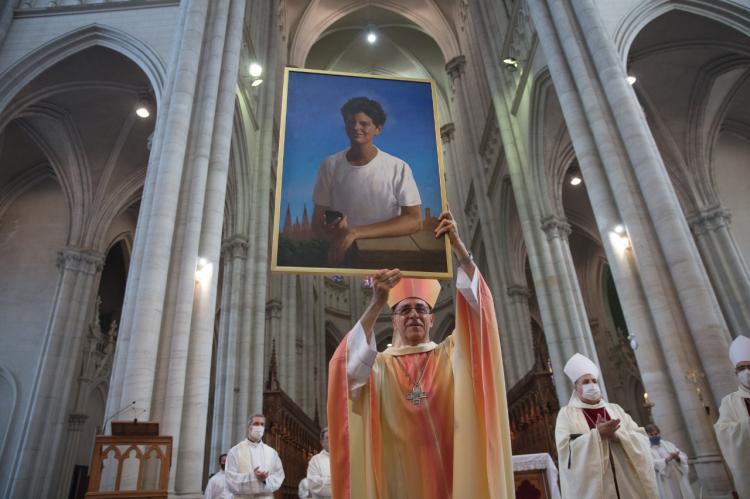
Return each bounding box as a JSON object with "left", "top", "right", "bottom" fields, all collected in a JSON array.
[{"left": 327, "top": 274, "right": 514, "bottom": 498}]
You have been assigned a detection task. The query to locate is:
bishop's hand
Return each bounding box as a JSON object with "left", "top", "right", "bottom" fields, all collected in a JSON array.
[
  {"left": 595, "top": 415, "right": 620, "bottom": 440},
  {"left": 371, "top": 269, "right": 402, "bottom": 305}
]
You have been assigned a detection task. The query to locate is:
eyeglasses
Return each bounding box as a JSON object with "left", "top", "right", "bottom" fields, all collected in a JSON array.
[{"left": 394, "top": 305, "right": 431, "bottom": 316}]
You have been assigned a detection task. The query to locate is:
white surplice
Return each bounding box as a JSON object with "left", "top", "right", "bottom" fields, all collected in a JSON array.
[
  {"left": 556, "top": 393, "right": 658, "bottom": 499},
  {"left": 714, "top": 385, "right": 750, "bottom": 498},
  {"left": 306, "top": 450, "right": 331, "bottom": 498},
  {"left": 650, "top": 440, "right": 694, "bottom": 499},
  {"left": 225, "top": 439, "right": 285, "bottom": 498},
  {"left": 204, "top": 470, "right": 231, "bottom": 499}
]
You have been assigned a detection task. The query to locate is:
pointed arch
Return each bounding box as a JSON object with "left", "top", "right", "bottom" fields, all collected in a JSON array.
[
  {"left": 614, "top": 0, "right": 750, "bottom": 63},
  {"left": 0, "top": 23, "right": 166, "bottom": 118},
  {"left": 290, "top": 0, "right": 460, "bottom": 68}
]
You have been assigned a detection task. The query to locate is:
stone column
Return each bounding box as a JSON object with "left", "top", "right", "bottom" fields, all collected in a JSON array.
[
  {"left": 95, "top": 0, "right": 248, "bottom": 496},
  {"left": 525, "top": 0, "right": 733, "bottom": 491},
  {"left": 56, "top": 413, "right": 89, "bottom": 497},
  {"left": 209, "top": 235, "right": 248, "bottom": 471},
  {"left": 688, "top": 206, "right": 750, "bottom": 338},
  {"left": 107, "top": 0, "right": 213, "bottom": 420},
  {"left": 506, "top": 284, "right": 536, "bottom": 379},
  {"left": 278, "top": 275, "right": 298, "bottom": 394},
  {"left": 9, "top": 248, "right": 103, "bottom": 498},
  {"left": 440, "top": 122, "right": 465, "bottom": 218}
]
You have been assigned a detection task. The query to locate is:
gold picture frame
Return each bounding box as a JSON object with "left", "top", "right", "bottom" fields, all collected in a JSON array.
[{"left": 270, "top": 67, "right": 452, "bottom": 279}]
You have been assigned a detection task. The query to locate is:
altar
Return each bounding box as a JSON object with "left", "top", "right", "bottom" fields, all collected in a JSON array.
[{"left": 512, "top": 453, "right": 561, "bottom": 499}]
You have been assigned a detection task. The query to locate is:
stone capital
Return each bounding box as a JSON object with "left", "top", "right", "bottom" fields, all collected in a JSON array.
[
  {"left": 56, "top": 247, "right": 105, "bottom": 275},
  {"left": 506, "top": 284, "right": 530, "bottom": 303},
  {"left": 68, "top": 413, "right": 89, "bottom": 430},
  {"left": 445, "top": 55, "right": 467, "bottom": 81},
  {"left": 221, "top": 235, "right": 249, "bottom": 259},
  {"left": 688, "top": 206, "right": 731, "bottom": 235},
  {"left": 440, "top": 123, "right": 456, "bottom": 144},
  {"left": 540, "top": 215, "right": 571, "bottom": 241}
]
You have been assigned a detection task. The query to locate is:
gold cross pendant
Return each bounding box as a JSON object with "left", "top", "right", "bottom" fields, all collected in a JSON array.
[{"left": 406, "top": 384, "right": 428, "bottom": 405}]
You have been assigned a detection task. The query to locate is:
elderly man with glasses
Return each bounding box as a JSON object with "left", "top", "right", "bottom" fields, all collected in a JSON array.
[{"left": 327, "top": 210, "right": 514, "bottom": 499}]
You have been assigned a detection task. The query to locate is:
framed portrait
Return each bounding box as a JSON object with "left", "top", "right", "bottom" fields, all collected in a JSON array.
[{"left": 271, "top": 68, "right": 452, "bottom": 278}]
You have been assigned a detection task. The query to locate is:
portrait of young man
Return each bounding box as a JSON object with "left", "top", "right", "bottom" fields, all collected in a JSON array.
[{"left": 272, "top": 69, "right": 450, "bottom": 277}]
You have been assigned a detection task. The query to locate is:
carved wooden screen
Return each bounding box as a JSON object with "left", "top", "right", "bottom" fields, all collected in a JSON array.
[
  {"left": 86, "top": 431, "right": 171, "bottom": 499},
  {"left": 263, "top": 388, "right": 321, "bottom": 499},
  {"left": 508, "top": 369, "right": 559, "bottom": 459}
]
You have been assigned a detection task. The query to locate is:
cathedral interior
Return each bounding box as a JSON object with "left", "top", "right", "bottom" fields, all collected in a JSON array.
[{"left": 0, "top": 0, "right": 749, "bottom": 497}]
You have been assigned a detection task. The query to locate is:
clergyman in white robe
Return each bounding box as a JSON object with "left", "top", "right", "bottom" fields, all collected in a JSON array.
[
  {"left": 645, "top": 425, "right": 694, "bottom": 499},
  {"left": 225, "top": 415, "right": 285, "bottom": 499},
  {"left": 714, "top": 335, "right": 750, "bottom": 498},
  {"left": 556, "top": 353, "right": 658, "bottom": 499},
  {"left": 205, "top": 470, "right": 231, "bottom": 499},
  {"left": 306, "top": 427, "right": 331, "bottom": 499},
  {"left": 205, "top": 453, "right": 231, "bottom": 499}
]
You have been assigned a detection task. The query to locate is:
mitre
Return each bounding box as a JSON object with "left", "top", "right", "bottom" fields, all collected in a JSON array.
[
  {"left": 387, "top": 278, "right": 442, "bottom": 309},
  {"left": 563, "top": 353, "right": 600, "bottom": 383},
  {"left": 729, "top": 335, "right": 750, "bottom": 367}
]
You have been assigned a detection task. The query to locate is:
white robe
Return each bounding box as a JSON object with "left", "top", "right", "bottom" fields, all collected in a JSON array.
[
  {"left": 305, "top": 450, "right": 331, "bottom": 498},
  {"left": 714, "top": 386, "right": 750, "bottom": 498},
  {"left": 225, "top": 439, "right": 285, "bottom": 498},
  {"left": 556, "top": 394, "right": 658, "bottom": 499},
  {"left": 205, "top": 470, "right": 231, "bottom": 499},
  {"left": 650, "top": 440, "right": 694, "bottom": 499}
]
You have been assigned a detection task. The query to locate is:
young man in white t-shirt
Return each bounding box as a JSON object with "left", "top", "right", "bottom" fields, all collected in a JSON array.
[{"left": 312, "top": 96, "right": 422, "bottom": 264}]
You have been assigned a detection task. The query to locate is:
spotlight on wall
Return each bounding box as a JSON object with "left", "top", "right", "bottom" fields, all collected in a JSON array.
[
  {"left": 611, "top": 224, "right": 631, "bottom": 251},
  {"left": 248, "top": 62, "right": 264, "bottom": 87},
  {"left": 249, "top": 63, "right": 263, "bottom": 78},
  {"left": 502, "top": 56, "right": 518, "bottom": 72},
  {"left": 627, "top": 75, "right": 637, "bottom": 85},
  {"left": 195, "top": 257, "right": 211, "bottom": 284}
]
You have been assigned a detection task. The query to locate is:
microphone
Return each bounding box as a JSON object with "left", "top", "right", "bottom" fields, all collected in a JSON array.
[{"left": 102, "top": 401, "right": 136, "bottom": 430}]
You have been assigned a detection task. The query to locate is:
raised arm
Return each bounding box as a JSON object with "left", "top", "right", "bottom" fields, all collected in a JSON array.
[{"left": 434, "top": 211, "right": 475, "bottom": 281}]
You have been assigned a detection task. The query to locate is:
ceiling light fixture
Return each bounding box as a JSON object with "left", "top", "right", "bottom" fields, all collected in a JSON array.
[
  {"left": 627, "top": 75, "right": 637, "bottom": 85},
  {"left": 502, "top": 56, "right": 518, "bottom": 72},
  {"left": 251, "top": 79, "right": 263, "bottom": 87},
  {"left": 135, "top": 105, "right": 150, "bottom": 118},
  {"left": 135, "top": 94, "right": 153, "bottom": 119},
  {"left": 570, "top": 175, "right": 582, "bottom": 186},
  {"left": 367, "top": 31, "right": 377, "bottom": 44}
]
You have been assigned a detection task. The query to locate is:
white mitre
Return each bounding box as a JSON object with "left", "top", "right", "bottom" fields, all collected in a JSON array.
[
  {"left": 729, "top": 335, "right": 750, "bottom": 367},
  {"left": 563, "top": 353, "right": 600, "bottom": 383}
]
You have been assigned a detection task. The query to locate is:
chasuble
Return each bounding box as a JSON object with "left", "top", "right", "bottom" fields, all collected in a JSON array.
[{"left": 327, "top": 270, "right": 514, "bottom": 498}]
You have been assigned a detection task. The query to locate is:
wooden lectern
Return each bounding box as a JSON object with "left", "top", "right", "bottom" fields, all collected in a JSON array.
[{"left": 86, "top": 421, "right": 172, "bottom": 499}]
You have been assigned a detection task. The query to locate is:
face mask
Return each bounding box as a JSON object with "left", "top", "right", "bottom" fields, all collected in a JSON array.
[
  {"left": 582, "top": 383, "right": 601, "bottom": 401},
  {"left": 739, "top": 369, "right": 750, "bottom": 388},
  {"left": 249, "top": 426, "right": 265, "bottom": 440},
  {"left": 649, "top": 436, "right": 661, "bottom": 446}
]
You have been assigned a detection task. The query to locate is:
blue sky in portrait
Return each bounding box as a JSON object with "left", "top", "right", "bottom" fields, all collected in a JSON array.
[{"left": 278, "top": 70, "right": 443, "bottom": 229}]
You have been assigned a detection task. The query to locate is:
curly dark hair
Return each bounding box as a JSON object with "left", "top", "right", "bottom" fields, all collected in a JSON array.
[{"left": 340, "top": 96, "right": 387, "bottom": 127}]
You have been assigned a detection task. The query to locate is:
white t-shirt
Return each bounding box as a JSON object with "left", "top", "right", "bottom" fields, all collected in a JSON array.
[{"left": 312, "top": 148, "right": 422, "bottom": 228}]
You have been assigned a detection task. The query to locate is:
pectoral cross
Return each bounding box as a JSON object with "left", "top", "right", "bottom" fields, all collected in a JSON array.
[{"left": 406, "top": 384, "right": 428, "bottom": 405}]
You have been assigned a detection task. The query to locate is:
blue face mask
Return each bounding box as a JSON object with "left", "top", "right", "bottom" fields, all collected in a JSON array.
[{"left": 649, "top": 436, "right": 661, "bottom": 446}]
